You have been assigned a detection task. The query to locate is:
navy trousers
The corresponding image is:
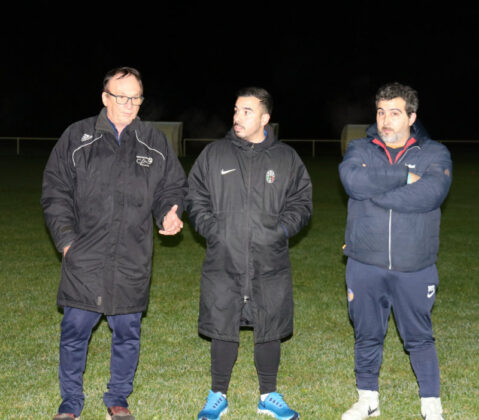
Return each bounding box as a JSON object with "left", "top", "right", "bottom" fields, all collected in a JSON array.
[
  {"left": 346, "top": 258, "right": 440, "bottom": 397},
  {"left": 58, "top": 307, "right": 142, "bottom": 416}
]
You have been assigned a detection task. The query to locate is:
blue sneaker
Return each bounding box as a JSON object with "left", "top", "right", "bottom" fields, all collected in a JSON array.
[
  {"left": 257, "top": 392, "right": 299, "bottom": 419},
  {"left": 198, "top": 390, "right": 228, "bottom": 420}
]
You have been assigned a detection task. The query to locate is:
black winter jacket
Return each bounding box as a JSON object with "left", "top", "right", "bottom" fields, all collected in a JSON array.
[
  {"left": 339, "top": 123, "right": 452, "bottom": 272},
  {"left": 41, "top": 108, "right": 187, "bottom": 315},
  {"left": 187, "top": 125, "right": 312, "bottom": 343}
]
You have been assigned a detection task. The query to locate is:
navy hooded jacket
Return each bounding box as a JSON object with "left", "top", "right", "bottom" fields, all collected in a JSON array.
[{"left": 339, "top": 123, "right": 452, "bottom": 272}]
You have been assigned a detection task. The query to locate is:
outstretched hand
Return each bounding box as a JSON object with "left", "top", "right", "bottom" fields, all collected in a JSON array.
[{"left": 159, "top": 204, "right": 183, "bottom": 236}]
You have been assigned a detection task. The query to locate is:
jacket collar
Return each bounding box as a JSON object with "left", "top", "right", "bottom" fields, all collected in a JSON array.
[
  {"left": 95, "top": 107, "right": 140, "bottom": 138},
  {"left": 367, "top": 122, "right": 426, "bottom": 164},
  {"left": 366, "top": 121, "right": 427, "bottom": 148},
  {"left": 228, "top": 124, "right": 277, "bottom": 151}
]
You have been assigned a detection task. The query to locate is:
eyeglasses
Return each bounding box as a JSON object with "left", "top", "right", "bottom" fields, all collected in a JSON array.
[{"left": 104, "top": 91, "right": 144, "bottom": 106}]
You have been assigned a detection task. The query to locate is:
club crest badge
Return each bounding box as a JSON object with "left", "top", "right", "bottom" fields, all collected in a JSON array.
[
  {"left": 136, "top": 156, "right": 153, "bottom": 167},
  {"left": 265, "top": 169, "right": 275, "bottom": 184}
]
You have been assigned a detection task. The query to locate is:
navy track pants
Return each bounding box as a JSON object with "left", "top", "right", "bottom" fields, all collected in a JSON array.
[
  {"left": 346, "top": 258, "right": 440, "bottom": 397},
  {"left": 57, "top": 307, "right": 142, "bottom": 417}
]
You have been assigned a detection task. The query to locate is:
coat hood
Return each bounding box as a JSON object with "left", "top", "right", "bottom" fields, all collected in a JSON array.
[
  {"left": 226, "top": 124, "right": 277, "bottom": 151},
  {"left": 366, "top": 119, "right": 430, "bottom": 147}
]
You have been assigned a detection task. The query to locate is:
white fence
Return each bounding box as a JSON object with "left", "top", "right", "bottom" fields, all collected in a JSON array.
[
  {"left": 183, "top": 138, "right": 340, "bottom": 157},
  {"left": 1, "top": 135, "right": 478, "bottom": 157},
  {"left": 0, "top": 136, "right": 58, "bottom": 155},
  {"left": 1, "top": 135, "right": 340, "bottom": 157}
]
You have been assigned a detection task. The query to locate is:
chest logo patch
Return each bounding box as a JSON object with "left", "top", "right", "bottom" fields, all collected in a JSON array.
[
  {"left": 136, "top": 155, "right": 153, "bottom": 167},
  {"left": 265, "top": 169, "right": 276, "bottom": 184},
  {"left": 221, "top": 168, "right": 236, "bottom": 175}
]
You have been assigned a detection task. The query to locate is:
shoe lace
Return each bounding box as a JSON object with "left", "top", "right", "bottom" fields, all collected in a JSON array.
[
  {"left": 205, "top": 393, "right": 225, "bottom": 410},
  {"left": 266, "top": 393, "right": 288, "bottom": 408}
]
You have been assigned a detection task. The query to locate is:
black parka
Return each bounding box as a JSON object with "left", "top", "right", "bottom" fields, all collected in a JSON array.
[
  {"left": 41, "top": 108, "right": 187, "bottom": 315},
  {"left": 187, "top": 125, "right": 312, "bottom": 343}
]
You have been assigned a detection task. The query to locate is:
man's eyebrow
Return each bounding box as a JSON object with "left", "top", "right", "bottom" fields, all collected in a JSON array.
[
  {"left": 377, "top": 107, "right": 403, "bottom": 113},
  {"left": 234, "top": 105, "right": 254, "bottom": 112}
]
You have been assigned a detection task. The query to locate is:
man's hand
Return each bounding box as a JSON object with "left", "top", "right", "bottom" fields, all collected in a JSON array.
[
  {"left": 63, "top": 245, "right": 70, "bottom": 256},
  {"left": 159, "top": 204, "right": 184, "bottom": 236},
  {"left": 408, "top": 172, "right": 421, "bottom": 184}
]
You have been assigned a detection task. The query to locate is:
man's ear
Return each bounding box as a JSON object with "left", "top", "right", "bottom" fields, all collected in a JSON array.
[
  {"left": 102, "top": 91, "right": 109, "bottom": 107},
  {"left": 408, "top": 112, "right": 417, "bottom": 126},
  {"left": 261, "top": 113, "right": 271, "bottom": 127}
]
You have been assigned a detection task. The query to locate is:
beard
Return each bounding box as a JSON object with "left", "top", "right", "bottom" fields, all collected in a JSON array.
[{"left": 379, "top": 127, "right": 403, "bottom": 146}]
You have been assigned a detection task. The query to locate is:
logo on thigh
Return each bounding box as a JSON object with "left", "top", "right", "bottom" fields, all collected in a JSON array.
[{"left": 427, "top": 285, "right": 436, "bottom": 298}]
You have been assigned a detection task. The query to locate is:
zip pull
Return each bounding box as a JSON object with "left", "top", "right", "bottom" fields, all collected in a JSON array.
[{"left": 243, "top": 295, "right": 250, "bottom": 303}]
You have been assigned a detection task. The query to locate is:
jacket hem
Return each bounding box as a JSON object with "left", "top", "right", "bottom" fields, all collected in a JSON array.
[
  {"left": 198, "top": 329, "right": 240, "bottom": 343},
  {"left": 57, "top": 300, "right": 146, "bottom": 315}
]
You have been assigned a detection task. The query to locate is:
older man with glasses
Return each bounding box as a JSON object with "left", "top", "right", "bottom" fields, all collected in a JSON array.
[{"left": 42, "top": 67, "right": 187, "bottom": 420}]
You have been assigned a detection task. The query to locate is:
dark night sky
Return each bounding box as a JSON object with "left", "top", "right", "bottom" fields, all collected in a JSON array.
[{"left": 2, "top": 2, "right": 479, "bottom": 141}]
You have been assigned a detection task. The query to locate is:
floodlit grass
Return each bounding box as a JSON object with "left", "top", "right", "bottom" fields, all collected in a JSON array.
[{"left": 0, "top": 149, "right": 478, "bottom": 419}]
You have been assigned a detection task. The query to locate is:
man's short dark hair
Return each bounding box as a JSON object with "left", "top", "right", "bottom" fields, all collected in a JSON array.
[
  {"left": 237, "top": 87, "right": 273, "bottom": 115},
  {"left": 375, "top": 82, "right": 418, "bottom": 116},
  {"left": 103, "top": 67, "right": 143, "bottom": 93}
]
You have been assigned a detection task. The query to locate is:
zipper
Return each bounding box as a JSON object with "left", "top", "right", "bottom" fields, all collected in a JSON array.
[
  {"left": 396, "top": 145, "right": 420, "bottom": 164},
  {"left": 244, "top": 143, "right": 255, "bottom": 303},
  {"left": 373, "top": 139, "right": 420, "bottom": 270},
  {"left": 388, "top": 209, "right": 392, "bottom": 269},
  {"left": 388, "top": 144, "right": 420, "bottom": 269}
]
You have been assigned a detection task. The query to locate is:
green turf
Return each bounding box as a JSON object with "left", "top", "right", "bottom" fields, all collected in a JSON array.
[{"left": 0, "top": 150, "right": 477, "bottom": 419}]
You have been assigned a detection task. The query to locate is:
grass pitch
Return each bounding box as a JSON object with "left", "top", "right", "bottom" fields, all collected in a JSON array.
[{"left": 0, "top": 148, "right": 477, "bottom": 419}]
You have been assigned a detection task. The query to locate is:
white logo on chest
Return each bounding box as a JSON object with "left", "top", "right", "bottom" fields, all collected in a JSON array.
[
  {"left": 136, "top": 156, "right": 153, "bottom": 167},
  {"left": 221, "top": 168, "right": 236, "bottom": 175}
]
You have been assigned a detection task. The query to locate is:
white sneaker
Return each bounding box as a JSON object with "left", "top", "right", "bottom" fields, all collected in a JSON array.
[
  {"left": 421, "top": 397, "right": 444, "bottom": 419},
  {"left": 341, "top": 389, "right": 380, "bottom": 420}
]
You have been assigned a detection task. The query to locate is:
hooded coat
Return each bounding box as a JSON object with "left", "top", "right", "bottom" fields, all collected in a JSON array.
[
  {"left": 187, "top": 125, "right": 312, "bottom": 343},
  {"left": 339, "top": 123, "right": 452, "bottom": 272},
  {"left": 41, "top": 108, "right": 187, "bottom": 315}
]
